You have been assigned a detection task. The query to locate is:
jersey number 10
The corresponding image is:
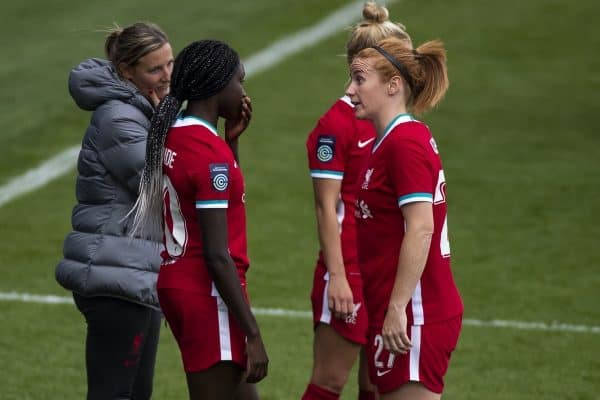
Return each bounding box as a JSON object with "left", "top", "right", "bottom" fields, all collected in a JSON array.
[
  {"left": 433, "top": 170, "right": 451, "bottom": 258},
  {"left": 163, "top": 175, "right": 187, "bottom": 257}
]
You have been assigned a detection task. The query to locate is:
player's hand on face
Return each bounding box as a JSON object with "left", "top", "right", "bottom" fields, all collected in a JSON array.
[
  {"left": 327, "top": 274, "right": 354, "bottom": 320},
  {"left": 225, "top": 96, "right": 252, "bottom": 142},
  {"left": 382, "top": 304, "right": 412, "bottom": 355},
  {"left": 244, "top": 334, "right": 268, "bottom": 383}
]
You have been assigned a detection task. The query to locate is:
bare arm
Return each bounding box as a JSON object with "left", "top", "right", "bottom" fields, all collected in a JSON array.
[
  {"left": 312, "top": 178, "right": 354, "bottom": 319},
  {"left": 197, "top": 208, "right": 268, "bottom": 382},
  {"left": 382, "top": 202, "right": 434, "bottom": 354}
]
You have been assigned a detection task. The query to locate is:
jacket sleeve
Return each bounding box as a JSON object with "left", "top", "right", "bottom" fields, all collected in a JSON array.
[{"left": 96, "top": 103, "right": 150, "bottom": 195}]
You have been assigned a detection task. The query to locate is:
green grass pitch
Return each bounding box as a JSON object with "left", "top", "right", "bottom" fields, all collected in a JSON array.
[{"left": 0, "top": 0, "right": 599, "bottom": 399}]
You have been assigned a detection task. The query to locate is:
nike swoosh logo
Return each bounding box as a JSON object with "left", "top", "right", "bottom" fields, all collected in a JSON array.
[
  {"left": 376, "top": 369, "right": 392, "bottom": 377},
  {"left": 358, "top": 138, "right": 375, "bottom": 148}
]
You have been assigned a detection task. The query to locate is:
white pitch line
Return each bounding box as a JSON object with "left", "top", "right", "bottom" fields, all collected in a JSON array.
[
  {"left": 0, "top": 0, "right": 397, "bottom": 209},
  {"left": 0, "top": 146, "right": 80, "bottom": 208},
  {"left": 462, "top": 318, "right": 600, "bottom": 334},
  {"left": 0, "top": 292, "right": 74, "bottom": 305},
  {"left": 244, "top": 0, "right": 397, "bottom": 77},
  {"left": 1, "top": 291, "right": 598, "bottom": 335}
]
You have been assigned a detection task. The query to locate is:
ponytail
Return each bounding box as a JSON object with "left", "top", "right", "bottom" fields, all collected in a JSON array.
[{"left": 411, "top": 40, "right": 448, "bottom": 115}]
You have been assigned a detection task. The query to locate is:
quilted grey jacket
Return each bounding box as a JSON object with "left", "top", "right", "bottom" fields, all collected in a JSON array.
[{"left": 55, "top": 58, "right": 162, "bottom": 308}]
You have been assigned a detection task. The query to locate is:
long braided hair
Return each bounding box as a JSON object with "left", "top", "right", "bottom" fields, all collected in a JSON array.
[{"left": 129, "top": 40, "right": 241, "bottom": 241}]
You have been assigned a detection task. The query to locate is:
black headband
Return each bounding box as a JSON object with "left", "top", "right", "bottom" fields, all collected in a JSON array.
[{"left": 371, "top": 45, "right": 415, "bottom": 92}]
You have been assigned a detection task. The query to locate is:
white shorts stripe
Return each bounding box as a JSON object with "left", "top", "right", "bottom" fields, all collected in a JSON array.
[
  {"left": 411, "top": 281, "right": 424, "bottom": 325},
  {"left": 319, "top": 272, "right": 332, "bottom": 323},
  {"left": 212, "top": 284, "right": 233, "bottom": 360},
  {"left": 409, "top": 325, "right": 422, "bottom": 382}
]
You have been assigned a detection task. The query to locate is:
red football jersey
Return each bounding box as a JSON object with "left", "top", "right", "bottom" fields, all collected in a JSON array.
[
  {"left": 306, "top": 96, "right": 376, "bottom": 280},
  {"left": 356, "top": 114, "right": 463, "bottom": 327},
  {"left": 158, "top": 116, "right": 248, "bottom": 294}
]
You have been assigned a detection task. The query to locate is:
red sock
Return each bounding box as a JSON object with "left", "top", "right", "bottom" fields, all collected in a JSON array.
[
  {"left": 301, "top": 383, "right": 340, "bottom": 400},
  {"left": 358, "top": 389, "right": 377, "bottom": 400}
]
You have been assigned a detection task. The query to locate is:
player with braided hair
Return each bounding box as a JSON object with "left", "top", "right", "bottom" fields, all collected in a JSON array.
[{"left": 130, "top": 39, "right": 268, "bottom": 400}]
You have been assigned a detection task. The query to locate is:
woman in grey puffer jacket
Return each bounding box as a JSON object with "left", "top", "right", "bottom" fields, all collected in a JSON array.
[{"left": 55, "top": 22, "right": 173, "bottom": 400}]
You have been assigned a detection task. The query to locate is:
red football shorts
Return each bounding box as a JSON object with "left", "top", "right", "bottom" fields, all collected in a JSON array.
[
  {"left": 311, "top": 269, "right": 368, "bottom": 345},
  {"left": 366, "top": 315, "right": 462, "bottom": 394},
  {"left": 158, "top": 285, "right": 247, "bottom": 373}
]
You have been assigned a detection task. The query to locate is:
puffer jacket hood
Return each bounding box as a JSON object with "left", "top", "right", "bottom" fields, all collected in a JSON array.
[
  {"left": 68, "top": 58, "right": 154, "bottom": 118},
  {"left": 56, "top": 58, "right": 162, "bottom": 308}
]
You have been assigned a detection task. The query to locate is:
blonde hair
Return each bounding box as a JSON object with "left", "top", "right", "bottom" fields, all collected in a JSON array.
[
  {"left": 104, "top": 22, "right": 169, "bottom": 77},
  {"left": 357, "top": 37, "right": 449, "bottom": 115},
  {"left": 346, "top": 1, "right": 412, "bottom": 64}
]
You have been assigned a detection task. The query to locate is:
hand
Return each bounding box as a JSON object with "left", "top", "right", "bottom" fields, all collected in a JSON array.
[
  {"left": 244, "top": 334, "right": 269, "bottom": 383},
  {"left": 382, "top": 303, "right": 412, "bottom": 355},
  {"left": 147, "top": 89, "right": 161, "bottom": 108},
  {"left": 327, "top": 274, "right": 354, "bottom": 320},
  {"left": 225, "top": 96, "right": 252, "bottom": 142}
]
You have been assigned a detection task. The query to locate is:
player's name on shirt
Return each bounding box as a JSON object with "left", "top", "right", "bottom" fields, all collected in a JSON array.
[{"left": 164, "top": 147, "right": 177, "bottom": 169}]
